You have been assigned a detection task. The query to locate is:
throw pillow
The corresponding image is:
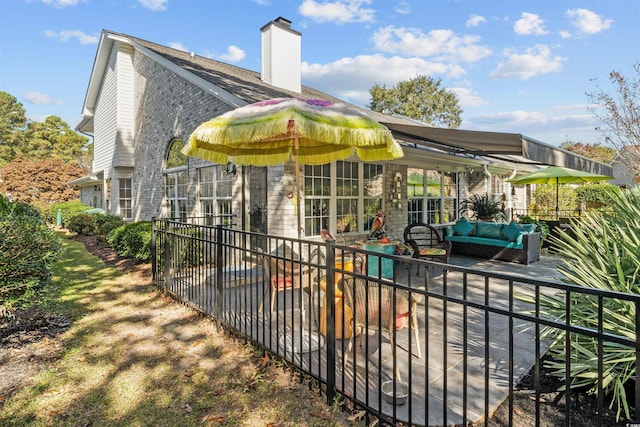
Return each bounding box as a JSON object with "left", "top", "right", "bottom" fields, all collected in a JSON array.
[
  {"left": 501, "top": 221, "right": 523, "bottom": 242},
  {"left": 453, "top": 217, "right": 475, "bottom": 236}
]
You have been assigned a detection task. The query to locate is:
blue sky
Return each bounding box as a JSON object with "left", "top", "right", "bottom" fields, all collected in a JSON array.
[{"left": 0, "top": 0, "right": 637, "bottom": 147}]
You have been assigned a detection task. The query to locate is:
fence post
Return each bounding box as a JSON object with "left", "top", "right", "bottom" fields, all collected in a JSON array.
[
  {"left": 215, "top": 224, "right": 224, "bottom": 322},
  {"left": 151, "top": 217, "right": 157, "bottom": 286},
  {"left": 163, "top": 220, "right": 171, "bottom": 290},
  {"left": 325, "top": 238, "right": 336, "bottom": 404}
]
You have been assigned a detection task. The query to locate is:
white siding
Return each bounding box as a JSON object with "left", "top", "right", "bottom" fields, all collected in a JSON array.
[
  {"left": 92, "top": 45, "right": 119, "bottom": 176},
  {"left": 115, "top": 44, "right": 135, "bottom": 167}
]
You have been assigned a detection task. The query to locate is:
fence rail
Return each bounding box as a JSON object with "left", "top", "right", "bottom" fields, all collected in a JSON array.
[{"left": 151, "top": 218, "right": 639, "bottom": 426}]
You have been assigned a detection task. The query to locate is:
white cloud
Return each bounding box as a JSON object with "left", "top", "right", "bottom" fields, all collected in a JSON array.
[
  {"left": 566, "top": 8, "right": 613, "bottom": 35},
  {"left": 40, "top": 0, "right": 80, "bottom": 7},
  {"left": 168, "top": 42, "right": 188, "bottom": 52},
  {"left": 24, "top": 91, "right": 57, "bottom": 105},
  {"left": 298, "top": 0, "right": 375, "bottom": 24},
  {"left": 217, "top": 45, "right": 246, "bottom": 63},
  {"left": 44, "top": 30, "right": 98, "bottom": 45},
  {"left": 302, "top": 54, "right": 464, "bottom": 106},
  {"left": 466, "top": 15, "right": 486, "bottom": 28},
  {"left": 372, "top": 26, "right": 492, "bottom": 63},
  {"left": 490, "top": 45, "right": 565, "bottom": 80},
  {"left": 451, "top": 87, "right": 488, "bottom": 108},
  {"left": 395, "top": 2, "right": 410, "bottom": 15},
  {"left": 514, "top": 12, "right": 548, "bottom": 36},
  {"left": 139, "top": 0, "right": 167, "bottom": 11}
]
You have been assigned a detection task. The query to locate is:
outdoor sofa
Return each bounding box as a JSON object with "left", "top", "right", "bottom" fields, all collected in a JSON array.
[{"left": 445, "top": 218, "right": 541, "bottom": 265}]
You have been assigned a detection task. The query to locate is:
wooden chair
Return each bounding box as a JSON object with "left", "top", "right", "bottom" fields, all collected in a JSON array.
[
  {"left": 257, "top": 250, "right": 317, "bottom": 325},
  {"left": 403, "top": 222, "right": 451, "bottom": 275},
  {"left": 340, "top": 277, "right": 422, "bottom": 382}
]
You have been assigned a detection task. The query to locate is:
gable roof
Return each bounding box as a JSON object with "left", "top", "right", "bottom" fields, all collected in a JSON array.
[{"left": 77, "top": 29, "right": 408, "bottom": 133}]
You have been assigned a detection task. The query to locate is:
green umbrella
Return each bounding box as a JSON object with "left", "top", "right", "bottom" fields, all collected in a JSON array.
[{"left": 507, "top": 165, "right": 614, "bottom": 219}]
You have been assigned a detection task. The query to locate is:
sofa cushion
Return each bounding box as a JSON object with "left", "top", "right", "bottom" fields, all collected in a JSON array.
[
  {"left": 468, "top": 236, "right": 523, "bottom": 249},
  {"left": 501, "top": 221, "right": 523, "bottom": 242},
  {"left": 446, "top": 235, "right": 470, "bottom": 243},
  {"left": 475, "top": 221, "right": 504, "bottom": 239},
  {"left": 453, "top": 217, "right": 475, "bottom": 236}
]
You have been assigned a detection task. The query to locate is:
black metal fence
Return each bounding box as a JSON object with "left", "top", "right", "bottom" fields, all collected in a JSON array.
[{"left": 151, "top": 218, "right": 639, "bottom": 426}]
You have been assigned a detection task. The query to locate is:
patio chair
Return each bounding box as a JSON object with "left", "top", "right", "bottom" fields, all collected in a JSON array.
[
  {"left": 340, "top": 276, "right": 422, "bottom": 382},
  {"left": 257, "top": 250, "right": 318, "bottom": 325},
  {"left": 403, "top": 222, "right": 451, "bottom": 275}
]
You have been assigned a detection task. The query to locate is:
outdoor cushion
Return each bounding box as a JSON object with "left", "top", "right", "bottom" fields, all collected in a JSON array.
[
  {"left": 520, "top": 223, "right": 537, "bottom": 233},
  {"left": 501, "top": 221, "right": 523, "bottom": 242},
  {"left": 468, "top": 236, "right": 523, "bottom": 249},
  {"left": 453, "top": 217, "right": 475, "bottom": 236},
  {"left": 419, "top": 247, "right": 447, "bottom": 256},
  {"left": 475, "top": 221, "right": 504, "bottom": 239},
  {"left": 445, "top": 235, "right": 470, "bottom": 243}
]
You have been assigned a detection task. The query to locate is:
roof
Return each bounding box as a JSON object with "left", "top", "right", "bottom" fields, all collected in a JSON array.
[{"left": 76, "top": 29, "right": 613, "bottom": 178}]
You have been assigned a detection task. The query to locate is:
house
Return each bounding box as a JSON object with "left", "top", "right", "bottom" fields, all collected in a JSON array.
[
  {"left": 610, "top": 145, "right": 640, "bottom": 188},
  {"left": 75, "top": 17, "right": 613, "bottom": 241}
]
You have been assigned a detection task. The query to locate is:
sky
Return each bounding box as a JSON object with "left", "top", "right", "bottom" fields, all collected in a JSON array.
[{"left": 0, "top": 0, "right": 638, "bottom": 147}]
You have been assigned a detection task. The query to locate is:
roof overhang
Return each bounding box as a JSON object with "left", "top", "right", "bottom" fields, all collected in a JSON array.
[
  {"left": 67, "top": 175, "right": 100, "bottom": 188},
  {"left": 382, "top": 122, "right": 613, "bottom": 176}
]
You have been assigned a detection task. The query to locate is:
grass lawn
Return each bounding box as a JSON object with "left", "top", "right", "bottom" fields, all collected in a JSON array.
[{"left": 0, "top": 235, "right": 360, "bottom": 426}]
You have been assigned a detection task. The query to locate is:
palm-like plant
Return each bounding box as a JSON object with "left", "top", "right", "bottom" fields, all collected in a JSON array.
[
  {"left": 523, "top": 186, "right": 640, "bottom": 420},
  {"left": 459, "top": 192, "right": 506, "bottom": 221}
]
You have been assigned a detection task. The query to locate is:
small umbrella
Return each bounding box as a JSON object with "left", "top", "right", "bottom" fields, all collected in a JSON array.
[
  {"left": 507, "top": 165, "right": 614, "bottom": 219},
  {"left": 182, "top": 97, "right": 404, "bottom": 237}
]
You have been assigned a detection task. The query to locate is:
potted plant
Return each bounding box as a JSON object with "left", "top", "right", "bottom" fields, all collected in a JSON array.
[{"left": 459, "top": 192, "right": 506, "bottom": 222}]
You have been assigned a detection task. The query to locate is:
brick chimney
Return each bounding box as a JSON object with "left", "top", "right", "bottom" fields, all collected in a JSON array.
[{"left": 260, "top": 17, "right": 301, "bottom": 93}]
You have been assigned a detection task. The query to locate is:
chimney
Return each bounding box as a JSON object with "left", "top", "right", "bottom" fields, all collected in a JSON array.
[{"left": 260, "top": 17, "right": 301, "bottom": 93}]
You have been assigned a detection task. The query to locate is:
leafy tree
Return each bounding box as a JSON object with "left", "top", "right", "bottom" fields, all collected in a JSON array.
[
  {"left": 24, "top": 116, "right": 90, "bottom": 166},
  {"left": 0, "top": 91, "right": 27, "bottom": 165},
  {"left": 369, "top": 75, "right": 462, "bottom": 128},
  {"left": 559, "top": 141, "right": 617, "bottom": 164},
  {"left": 0, "top": 156, "right": 85, "bottom": 207},
  {"left": 586, "top": 63, "right": 640, "bottom": 176}
]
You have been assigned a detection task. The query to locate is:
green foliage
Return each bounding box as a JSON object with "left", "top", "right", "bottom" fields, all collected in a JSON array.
[
  {"left": 575, "top": 184, "right": 620, "bottom": 209},
  {"left": 48, "top": 200, "right": 92, "bottom": 226},
  {"left": 94, "top": 214, "right": 125, "bottom": 242},
  {"left": 0, "top": 194, "right": 62, "bottom": 311},
  {"left": 526, "top": 187, "right": 640, "bottom": 420},
  {"left": 559, "top": 141, "right": 617, "bottom": 164},
  {"left": 459, "top": 192, "right": 506, "bottom": 221},
  {"left": 108, "top": 221, "right": 153, "bottom": 263},
  {"left": 369, "top": 75, "right": 463, "bottom": 128},
  {"left": 517, "top": 215, "right": 549, "bottom": 243},
  {"left": 0, "top": 91, "right": 27, "bottom": 166},
  {"left": 530, "top": 184, "right": 577, "bottom": 217},
  {"left": 68, "top": 213, "right": 97, "bottom": 236}
]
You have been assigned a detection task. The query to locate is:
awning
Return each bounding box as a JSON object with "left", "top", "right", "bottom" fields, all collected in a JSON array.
[
  {"left": 381, "top": 122, "right": 613, "bottom": 176},
  {"left": 67, "top": 175, "right": 100, "bottom": 188}
]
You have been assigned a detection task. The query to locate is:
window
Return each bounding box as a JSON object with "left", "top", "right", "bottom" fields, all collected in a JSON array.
[
  {"left": 163, "top": 139, "right": 188, "bottom": 220},
  {"left": 303, "top": 161, "right": 384, "bottom": 236},
  {"left": 304, "top": 164, "right": 330, "bottom": 236},
  {"left": 197, "top": 165, "right": 234, "bottom": 224},
  {"left": 407, "top": 168, "right": 458, "bottom": 224},
  {"left": 118, "top": 178, "right": 132, "bottom": 219}
]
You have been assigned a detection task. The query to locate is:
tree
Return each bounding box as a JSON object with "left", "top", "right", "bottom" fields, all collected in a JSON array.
[
  {"left": 559, "top": 141, "right": 617, "bottom": 164},
  {"left": 369, "top": 75, "right": 462, "bottom": 128},
  {"left": 586, "top": 63, "right": 640, "bottom": 176},
  {"left": 0, "top": 91, "right": 27, "bottom": 166},
  {"left": 0, "top": 157, "right": 85, "bottom": 207},
  {"left": 24, "top": 116, "right": 90, "bottom": 166}
]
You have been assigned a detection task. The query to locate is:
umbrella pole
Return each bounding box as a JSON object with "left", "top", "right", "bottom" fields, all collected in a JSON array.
[
  {"left": 556, "top": 177, "right": 560, "bottom": 221},
  {"left": 295, "top": 136, "right": 301, "bottom": 239}
]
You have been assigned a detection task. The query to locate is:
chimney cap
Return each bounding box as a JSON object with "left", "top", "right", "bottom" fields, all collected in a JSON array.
[{"left": 260, "top": 17, "right": 300, "bottom": 35}]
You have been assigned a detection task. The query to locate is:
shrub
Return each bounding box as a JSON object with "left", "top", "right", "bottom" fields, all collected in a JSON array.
[
  {"left": 48, "top": 200, "right": 92, "bottom": 226},
  {"left": 68, "top": 213, "right": 97, "bottom": 236},
  {"left": 0, "top": 194, "right": 62, "bottom": 311},
  {"left": 108, "top": 221, "right": 152, "bottom": 263},
  {"left": 94, "top": 214, "right": 125, "bottom": 242},
  {"left": 524, "top": 186, "right": 640, "bottom": 420}
]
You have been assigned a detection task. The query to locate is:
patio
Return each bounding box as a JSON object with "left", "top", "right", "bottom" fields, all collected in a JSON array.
[{"left": 159, "top": 226, "right": 565, "bottom": 426}]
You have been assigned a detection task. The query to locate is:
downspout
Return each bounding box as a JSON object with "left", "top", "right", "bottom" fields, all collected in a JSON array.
[
  {"left": 483, "top": 164, "right": 491, "bottom": 194},
  {"left": 506, "top": 169, "right": 517, "bottom": 221}
]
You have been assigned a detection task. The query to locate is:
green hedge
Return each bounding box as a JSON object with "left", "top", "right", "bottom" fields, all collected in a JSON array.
[
  {"left": 48, "top": 200, "right": 92, "bottom": 226},
  {"left": 108, "top": 221, "right": 153, "bottom": 263},
  {"left": 0, "top": 194, "right": 62, "bottom": 310}
]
